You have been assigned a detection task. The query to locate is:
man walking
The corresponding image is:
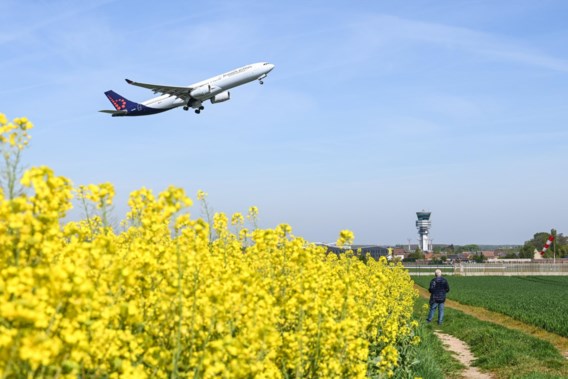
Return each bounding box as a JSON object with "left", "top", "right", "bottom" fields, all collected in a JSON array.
[{"left": 427, "top": 269, "right": 450, "bottom": 325}]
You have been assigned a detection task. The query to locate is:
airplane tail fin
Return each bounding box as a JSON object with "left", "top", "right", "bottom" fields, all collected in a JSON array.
[{"left": 104, "top": 90, "right": 140, "bottom": 111}]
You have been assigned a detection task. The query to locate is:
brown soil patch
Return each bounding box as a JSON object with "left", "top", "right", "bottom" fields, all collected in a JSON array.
[
  {"left": 415, "top": 284, "right": 568, "bottom": 359},
  {"left": 434, "top": 331, "right": 493, "bottom": 379}
]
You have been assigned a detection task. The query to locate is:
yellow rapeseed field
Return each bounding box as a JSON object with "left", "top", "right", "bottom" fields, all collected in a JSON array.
[{"left": 0, "top": 114, "right": 418, "bottom": 378}]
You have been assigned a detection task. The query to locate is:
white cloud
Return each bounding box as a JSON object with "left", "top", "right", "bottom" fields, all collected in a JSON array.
[{"left": 348, "top": 14, "right": 568, "bottom": 72}]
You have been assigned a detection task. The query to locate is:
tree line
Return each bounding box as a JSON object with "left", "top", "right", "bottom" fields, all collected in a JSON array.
[
  {"left": 519, "top": 229, "right": 567, "bottom": 259},
  {"left": 403, "top": 229, "right": 567, "bottom": 261}
]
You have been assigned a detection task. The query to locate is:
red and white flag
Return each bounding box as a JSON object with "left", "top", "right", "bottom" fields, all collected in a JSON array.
[{"left": 540, "top": 235, "right": 555, "bottom": 256}]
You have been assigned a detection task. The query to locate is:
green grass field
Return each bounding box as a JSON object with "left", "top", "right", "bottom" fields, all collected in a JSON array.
[
  {"left": 413, "top": 276, "right": 568, "bottom": 338},
  {"left": 413, "top": 297, "right": 568, "bottom": 379}
]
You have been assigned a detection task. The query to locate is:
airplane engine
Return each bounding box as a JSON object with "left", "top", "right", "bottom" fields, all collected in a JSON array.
[
  {"left": 190, "top": 84, "right": 213, "bottom": 98},
  {"left": 210, "top": 91, "right": 230, "bottom": 104}
]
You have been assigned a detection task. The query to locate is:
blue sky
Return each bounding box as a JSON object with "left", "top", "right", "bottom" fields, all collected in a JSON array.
[{"left": 1, "top": 0, "right": 567, "bottom": 245}]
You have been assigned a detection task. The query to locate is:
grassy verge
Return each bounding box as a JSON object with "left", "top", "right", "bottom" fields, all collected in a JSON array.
[
  {"left": 414, "top": 297, "right": 568, "bottom": 378},
  {"left": 413, "top": 276, "right": 568, "bottom": 338},
  {"left": 408, "top": 299, "right": 464, "bottom": 379}
]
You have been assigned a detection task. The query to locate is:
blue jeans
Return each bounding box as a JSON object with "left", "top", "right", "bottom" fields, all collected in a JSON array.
[{"left": 427, "top": 302, "right": 445, "bottom": 324}]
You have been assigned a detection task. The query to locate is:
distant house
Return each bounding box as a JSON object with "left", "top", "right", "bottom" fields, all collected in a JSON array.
[
  {"left": 481, "top": 251, "right": 496, "bottom": 259},
  {"left": 392, "top": 247, "right": 406, "bottom": 256},
  {"left": 389, "top": 247, "right": 406, "bottom": 260},
  {"left": 495, "top": 249, "right": 523, "bottom": 259},
  {"left": 494, "top": 250, "right": 511, "bottom": 258}
]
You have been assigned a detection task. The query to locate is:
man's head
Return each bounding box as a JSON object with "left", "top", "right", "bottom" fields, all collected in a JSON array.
[{"left": 435, "top": 269, "right": 442, "bottom": 277}]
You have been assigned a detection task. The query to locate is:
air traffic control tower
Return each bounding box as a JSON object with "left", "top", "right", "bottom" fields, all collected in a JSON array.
[{"left": 416, "top": 211, "right": 432, "bottom": 252}]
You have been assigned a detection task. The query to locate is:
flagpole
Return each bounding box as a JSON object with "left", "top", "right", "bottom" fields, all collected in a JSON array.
[{"left": 554, "top": 232, "right": 556, "bottom": 265}]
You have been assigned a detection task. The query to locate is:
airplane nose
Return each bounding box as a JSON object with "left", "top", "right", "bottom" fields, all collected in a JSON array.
[{"left": 267, "top": 63, "right": 275, "bottom": 72}]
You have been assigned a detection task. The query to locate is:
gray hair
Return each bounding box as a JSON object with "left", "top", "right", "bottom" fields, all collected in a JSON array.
[{"left": 435, "top": 269, "right": 442, "bottom": 277}]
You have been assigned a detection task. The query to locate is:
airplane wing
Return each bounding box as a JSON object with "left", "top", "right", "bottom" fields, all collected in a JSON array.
[{"left": 125, "top": 79, "right": 192, "bottom": 99}]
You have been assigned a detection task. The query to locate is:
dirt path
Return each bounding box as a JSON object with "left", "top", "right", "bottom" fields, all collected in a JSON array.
[
  {"left": 415, "top": 285, "right": 568, "bottom": 359},
  {"left": 433, "top": 331, "right": 493, "bottom": 379}
]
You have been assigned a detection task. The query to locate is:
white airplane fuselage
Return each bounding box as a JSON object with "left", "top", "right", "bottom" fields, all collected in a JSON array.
[{"left": 101, "top": 62, "right": 274, "bottom": 116}]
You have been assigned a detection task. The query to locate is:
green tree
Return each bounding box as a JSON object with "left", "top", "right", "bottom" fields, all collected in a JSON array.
[
  {"left": 408, "top": 248, "right": 424, "bottom": 260},
  {"left": 463, "top": 244, "right": 480, "bottom": 253},
  {"left": 551, "top": 229, "right": 568, "bottom": 258},
  {"left": 472, "top": 252, "right": 486, "bottom": 263},
  {"left": 453, "top": 244, "right": 480, "bottom": 254},
  {"left": 520, "top": 231, "right": 568, "bottom": 258},
  {"left": 502, "top": 251, "right": 519, "bottom": 259}
]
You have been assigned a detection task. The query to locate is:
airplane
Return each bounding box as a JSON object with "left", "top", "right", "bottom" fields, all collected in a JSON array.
[{"left": 100, "top": 62, "right": 275, "bottom": 116}]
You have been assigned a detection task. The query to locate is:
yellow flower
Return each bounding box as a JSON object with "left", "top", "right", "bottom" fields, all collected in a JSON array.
[
  {"left": 247, "top": 205, "right": 258, "bottom": 219},
  {"left": 0, "top": 114, "right": 418, "bottom": 378},
  {"left": 197, "top": 189, "right": 207, "bottom": 200},
  {"left": 231, "top": 212, "right": 244, "bottom": 226},
  {"left": 336, "top": 229, "right": 355, "bottom": 246}
]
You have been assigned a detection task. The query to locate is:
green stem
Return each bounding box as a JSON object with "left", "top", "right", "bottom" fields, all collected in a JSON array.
[{"left": 171, "top": 239, "right": 183, "bottom": 379}]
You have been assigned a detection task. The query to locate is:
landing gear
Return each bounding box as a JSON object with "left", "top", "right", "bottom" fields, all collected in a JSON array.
[
  {"left": 258, "top": 73, "right": 267, "bottom": 85},
  {"left": 183, "top": 106, "right": 189, "bottom": 111},
  {"left": 195, "top": 106, "right": 205, "bottom": 114}
]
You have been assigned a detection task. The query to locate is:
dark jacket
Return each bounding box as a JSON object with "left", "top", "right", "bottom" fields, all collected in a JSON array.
[{"left": 429, "top": 276, "right": 450, "bottom": 304}]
